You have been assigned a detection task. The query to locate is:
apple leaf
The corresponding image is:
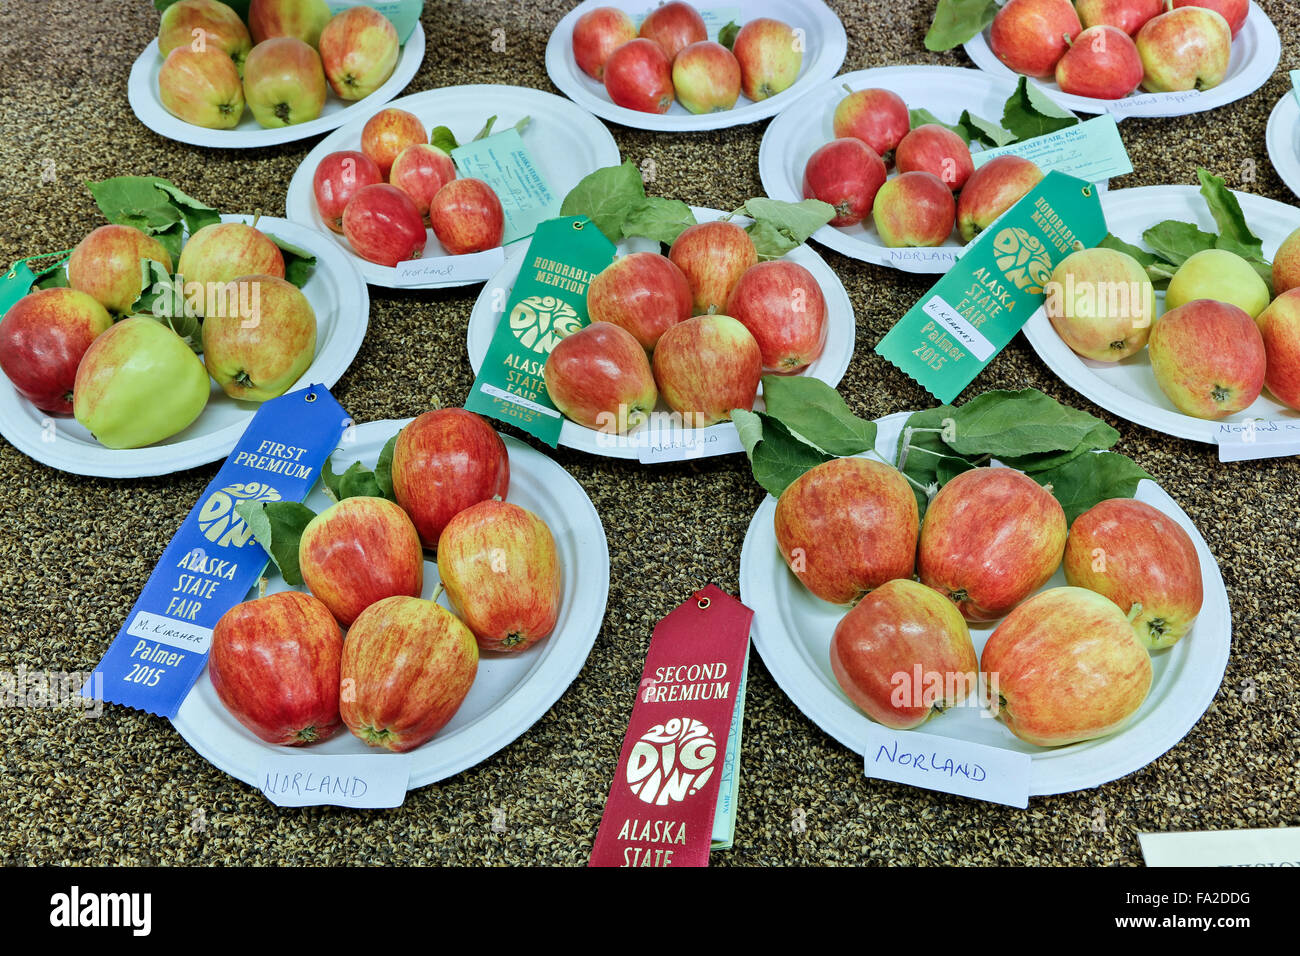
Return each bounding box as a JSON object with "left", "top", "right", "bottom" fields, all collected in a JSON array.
[
  {"left": 375, "top": 433, "right": 399, "bottom": 500},
  {"left": 131, "top": 260, "right": 202, "bottom": 352},
  {"left": 924, "top": 0, "right": 1000, "bottom": 51},
  {"left": 431, "top": 126, "right": 459, "bottom": 152},
  {"left": 946, "top": 388, "right": 1109, "bottom": 457},
  {"left": 959, "top": 110, "right": 1017, "bottom": 148},
  {"left": 1141, "top": 220, "right": 1217, "bottom": 267},
  {"left": 323, "top": 460, "right": 386, "bottom": 502},
  {"left": 1098, "top": 233, "right": 1159, "bottom": 267},
  {"left": 235, "top": 501, "right": 316, "bottom": 587},
  {"left": 733, "top": 409, "right": 833, "bottom": 498},
  {"left": 732, "top": 408, "right": 764, "bottom": 457},
  {"left": 262, "top": 233, "right": 317, "bottom": 288},
  {"left": 936, "top": 454, "right": 977, "bottom": 484},
  {"left": 31, "top": 257, "right": 70, "bottom": 290},
  {"left": 150, "top": 179, "right": 221, "bottom": 236},
  {"left": 621, "top": 197, "right": 697, "bottom": 245},
  {"left": 909, "top": 108, "right": 970, "bottom": 144},
  {"left": 760, "top": 375, "right": 877, "bottom": 457},
  {"left": 1031, "top": 452, "right": 1153, "bottom": 525},
  {"left": 718, "top": 20, "right": 741, "bottom": 50},
  {"left": 997, "top": 421, "right": 1119, "bottom": 473},
  {"left": 1197, "top": 167, "right": 1264, "bottom": 259},
  {"left": 1000, "top": 77, "right": 1078, "bottom": 143},
  {"left": 560, "top": 161, "right": 647, "bottom": 244},
  {"left": 739, "top": 197, "right": 835, "bottom": 259}
]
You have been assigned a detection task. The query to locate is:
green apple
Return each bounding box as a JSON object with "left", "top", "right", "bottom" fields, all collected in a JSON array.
[
  {"left": 1045, "top": 247, "right": 1156, "bottom": 361},
  {"left": 1165, "top": 248, "right": 1270, "bottom": 319},
  {"left": 201, "top": 274, "right": 317, "bottom": 402},
  {"left": 74, "top": 317, "right": 211, "bottom": 448},
  {"left": 242, "top": 37, "right": 327, "bottom": 128}
]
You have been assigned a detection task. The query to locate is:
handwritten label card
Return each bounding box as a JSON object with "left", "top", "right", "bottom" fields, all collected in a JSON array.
[
  {"left": 634, "top": 421, "right": 745, "bottom": 464},
  {"left": 1140, "top": 827, "right": 1300, "bottom": 867},
  {"left": 864, "top": 727, "right": 1031, "bottom": 808},
  {"left": 1215, "top": 419, "right": 1300, "bottom": 462},
  {"left": 973, "top": 115, "right": 1133, "bottom": 184},
  {"left": 1104, "top": 89, "right": 1203, "bottom": 118},
  {"left": 257, "top": 753, "right": 413, "bottom": 808},
  {"left": 394, "top": 247, "right": 506, "bottom": 287},
  {"left": 452, "top": 129, "right": 559, "bottom": 246}
]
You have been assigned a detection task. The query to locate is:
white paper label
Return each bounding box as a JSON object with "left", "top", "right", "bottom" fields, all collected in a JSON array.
[
  {"left": 1215, "top": 419, "right": 1300, "bottom": 462},
  {"left": 257, "top": 753, "right": 413, "bottom": 808},
  {"left": 886, "top": 247, "right": 959, "bottom": 267},
  {"left": 864, "top": 727, "right": 1031, "bottom": 808},
  {"left": 972, "top": 115, "right": 1132, "bottom": 184},
  {"left": 1140, "top": 827, "right": 1300, "bottom": 867},
  {"left": 922, "top": 295, "right": 995, "bottom": 362},
  {"left": 393, "top": 247, "right": 506, "bottom": 286},
  {"left": 634, "top": 422, "right": 745, "bottom": 464},
  {"left": 1105, "top": 89, "right": 1203, "bottom": 117},
  {"left": 477, "top": 381, "right": 562, "bottom": 418},
  {"left": 125, "top": 611, "right": 212, "bottom": 654}
]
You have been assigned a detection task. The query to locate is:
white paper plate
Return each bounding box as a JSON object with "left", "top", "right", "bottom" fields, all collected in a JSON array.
[
  {"left": 466, "top": 206, "right": 856, "bottom": 459},
  {"left": 759, "top": 65, "right": 1079, "bottom": 274},
  {"left": 1266, "top": 90, "right": 1300, "bottom": 200},
  {"left": 963, "top": 2, "right": 1280, "bottom": 119},
  {"left": 0, "top": 215, "right": 368, "bottom": 478},
  {"left": 172, "top": 425, "right": 611, "bottom": 793},
  {"left": 127, "top": 26, "right": 425, "bottom": 148},
  {"left": 1022, "top": 185, "right": 1300, "bottom": 444},
  {"left": 284, "top": 85, "right": 622, "bottom": 289},
  {"left": 544, "top": 0, "right": 847, "bottom": 132},
  {"left": 740, "top": 412, "right": 1231, "bottom": 797}
]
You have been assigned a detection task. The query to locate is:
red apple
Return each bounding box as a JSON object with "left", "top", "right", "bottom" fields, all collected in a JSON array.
[
  {"left": 638, "top": 1, "right": 707, "bottom": 62},
  {"left": 249, "top": 0, "right": 332, "bottom": 48},
  {"left": 201, "top": 273, "right": 317, "bottom": 402},
  {"left": 177, "top": 222, "right": 286, "bottom": 315},
  {"left": 572, "top": 6, "right": 637, "bottom": 80},
  {"left": 361, "top": 107, "right": 426, "bottom": 177},
  {"left": 342, "top": 183, "right": 426, "bottom": 266},
  {"left": 1055, "top": 26, "right": 1144, "bottom": 99},
  {"left": 340, "top": 595, "right": 478, "bottom": 752},
  {"left": 667, "top": 220, "right": 758, "bottom": 315},
  {"left": 672, "top": 40, "right": 741, "bottom": 114},
  {"left": 801, "top": 138, "right": 888, "bottom": 227},
  {"left": 918, "top": 467, "right": 1067, "bottom": 622},
  {"left": 1135, "top": 6, "right": 1232, "bottom": 92},
  {"left": 651, "top": 314, "right": 761, "bottom": 426},
  {"left": 981, "top": 587, "right": 1153, "bottom": 747},
  {"left": 989, "top": 0, "right": 1082, "bottom": 78},
  {"left": 159, "top": 0, "right": 252, "bottom": 73},
  {"left": 1274, "top": 226, "right": 1300, "bottom": 295},
  {"left": 872, "top": 171, "right": 957, "bottom": 247},
  {"left": 732, "top": 17, "right": 802, "bottom": 101},
  {"left": 318, "top": 4, "right": 399, "bottom": 100},
  {"left": 0, "top": 288, "right": 113, "bottom": 414},
  {"left": 832, "top": 86, "right": 911, "bottom": 161},
  {"left": 1257, "top": 289, "right": 1300, "bottom": 411},
  {"left": 437, "top": 500, "right": 562, "bottom": 653},
  {"left": 1076, "top": 0, "right": 1164, "bottom": 35},
  {"left": 956, "top": 155, "right": 1044, "bottom": 243},
  {"left": 604, "top": 37, "right": 674, "bottom": 114},
  {"left": 430, "top": 178, "right": 505, "bottom": 256},
  {"left": 1172, "top": 0, "right": 1248, "bottom": 37},
  {"left": 67, "top": 224, "right": 174, "bottom": 315},
  {"left": 298, "top": 495, "right": 424, "bottom": 627},
  {"left": 543, "top": 321, "right": 658, "bottom": 433},
  {"left": 774, "top": 457, "right": 919, "bottom": 606},
  {"left": 587, "top": 252, "right": 692, "bottom": 350},
  {"left": 390, "top": 407, "right": 511, "bottom": 549},
  {"left": 896, "top": 124, "right": 974, "bottom": 192},
  {"left": 208, "top": 590, "right": 343, "bottom": 746},
  {"left": 725, "top": 260, "right": 827, "bottom": 372},
  {"left": 312, "top": 150, "right": 383, "bottom": 233},
  {"left": 157, "top": 45, "right": 246, "bottom": 128},
  {"left": 1065, "top": 498, "right": 1203, "bottom": 650},
  {"left": 1148, "top": 299, "right": 1265, "bottom": 419},
  {"left": 830, "top": 578, "right": 978, "bottom": 730},
  {"left": 389, "top": 143, "right": 457, "bottom": 217}
]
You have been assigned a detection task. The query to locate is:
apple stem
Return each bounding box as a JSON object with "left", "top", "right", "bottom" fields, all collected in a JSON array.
[
  {"left": 1063, "top": 32, "right": 1073, "bottom": 48},
  {"left": 841, "top": 83, "right": 855, "bottom": 95},
  {"left": 322, "top": 485, "right": 339, "bottom": 504},
  {"left": 431, "top": 583, "right": 445, "bottom": 605},
  {"left": 1126, "top": 602, "right": 1144, "bottom": 624},
  {"left": 257, "top": 576, "right": 267, "bottom": 600}
]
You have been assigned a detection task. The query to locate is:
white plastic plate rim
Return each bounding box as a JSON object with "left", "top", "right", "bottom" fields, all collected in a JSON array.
[
  {"left": 543, "top": 0, "right": 847, "bottom": 132},
  {"left": 1021, "top": 185, "right": 1300, "bottom": 444},
  {"left": 759, "top": 65, "right": 1079, "bottom": 274},
  {"left": 739, "top": 411, "right": 1231, "bottom": 797},
  {"left": 464, "top": 206, "right": 856, "bottom": 459},
  {"left": 283, "top": 84, "right": 622, "bottom": 289},
  {"left": 0, "top": 214, "right": 369, "bottom": 478},
  {"left": 962, "top": 2, "right": 1280, "bottom": 119},
  {"left": 1265, "top": 91, "right": 1300, "bottom": 200},
  {"left": 171, "top": 425, "right": 611, "bottom": 792},
  {"left": 127, "top": 26, "right": 426, "bottom": 149}
]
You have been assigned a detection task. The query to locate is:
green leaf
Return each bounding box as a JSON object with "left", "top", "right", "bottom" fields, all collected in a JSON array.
[
  {"left": 1032, "top": 451, "right": 1152, "bottom": 524},
  {"left": 760, "top": 375, "right": 877, "bottom": 457},
  {"left": 1197, "top": 167, "right": 1263, "bottom": 259},
  {"left": 946, "top": 388, "right": 1108, "bottom": 457},
  {"left": 1142, "top": 220, "right": 1217, "bottom": 267},
  {"left": 154, "top": 221, "right": 186, "bottom": 264},
  {"left": 936, "top": 455, "right": 977, "bottom": 484},
  {"left": 621, "top": 197, "right": 697, "bottom": 245},
  {"left": 262, "top": 232, "right": 317, "bottom": 288},
  {"left": 737, "top": 411, "right": 833, "bottom": 498},
  {"left": 375, "top": 433, "right": 399, "bottom": 501},
  {"left": 1098, "top": 233, "right": 1159, "bottom": 267},
  {"left": 740, "top": 197, "right": 835, "bottom": 259},
  {"left": 473, "top": 115, "right": 498, "bottom": 141},
  {"left": 958, "top": 110, "right": 1016, "bottom": 148},
  {"left": 998, "top": 420, "right": 1118, "bottom": 473},
  {"left": 431, "top": 125, "right": 459, "bottom": 152},
  {"left": 322, "top": 459, "right": 384, "bottom": 501},
  {"left": 151, "top": 179, "right": 221, "bottom": 236},
  {"left": 718, "top": 20, "right": 741, "bottom": 50},
  {"left": 86, "top": 177, "right": 218, "bottom": 257},
  {"left": 732, "top": 408, "right": 763, "bottom": 457},
  {"left": 235, "top": 501, "right": 316, "bottom": 586},
  {"left": 560, "top": 161, "right": 647, "bottom": 244},
  {"left": 32, "top": 259, "right": 70, "bottom": 290},
  {"left": 134, "top": 260, "right": 202, "bottom": 351},
  {"left": 1001, "top": 77, "right": 1078, "bottom": 143},
  {"left": 909, "top": 108, "right": 970, "bottom": 144},
  {"left": 895, "top": 403, "right": 963, "bottom": 516},
  {"left": 925, "top": 0, "right": 1000, "bottom": 51}
]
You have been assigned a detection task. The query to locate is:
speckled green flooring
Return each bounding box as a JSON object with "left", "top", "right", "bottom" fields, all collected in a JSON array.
[{"left": 0, "top": 0, "right": 1297, "bottom": 866}]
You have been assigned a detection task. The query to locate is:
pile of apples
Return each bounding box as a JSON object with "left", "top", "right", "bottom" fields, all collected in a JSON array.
[
  {"left": 803, "top": 86, "right": 1045, "bottom": 248},
  {"left": 776, "top": 457, "right": 1203, "bottom": 745},
  {"left": 989, "top": 0, "right": 1247, "bottom": 100},
  {"left": 156, "top": 0, "right": 402, "bottom": 129},
  {"left": 544, "top": 220, "right": 828, "bottom": 433},
  {"left": 1046, "top": 226, "right": 1300, "bottom": 419},
  {"left": 312, "top": 108, "right": 505, "bottom": 267},
  {"left": 0, "top": 220, "right": 316, "bottom": 448},
  {"left": 572, "top": 2, "right": 803, "bottom": 114},
  {"left": 209, "top": 408, "right": 564, "bottom": 753}
]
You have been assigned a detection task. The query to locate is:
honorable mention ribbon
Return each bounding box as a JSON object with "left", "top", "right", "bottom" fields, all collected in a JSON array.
[
  {"left": 84, "top": 386, "right": 351, "bottom": 718},
  {"left": 589, "top": 585, "right": 753, "bottom": 868}
]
